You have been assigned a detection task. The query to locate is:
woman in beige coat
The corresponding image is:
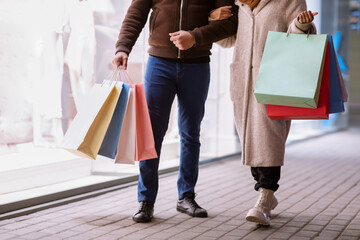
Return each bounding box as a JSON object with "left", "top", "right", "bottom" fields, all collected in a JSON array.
[{"left": 211, "top": 0, "right": 317, "bottom": 225}]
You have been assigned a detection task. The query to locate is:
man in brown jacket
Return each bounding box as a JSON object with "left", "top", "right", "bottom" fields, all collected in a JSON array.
[{"left": 113, "top": 0, "right": 237, "bottom": 223}]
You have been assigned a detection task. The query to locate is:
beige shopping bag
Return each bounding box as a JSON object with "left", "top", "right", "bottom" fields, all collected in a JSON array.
[
  {"left": 115, "top": 87, "right": 136, "bottom": 164},
  {"left": 61, "top": 82, "right": 122, "bottom": 159}
]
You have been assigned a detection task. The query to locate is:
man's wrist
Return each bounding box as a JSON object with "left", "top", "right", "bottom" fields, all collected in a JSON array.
[
  {"left": 188, "top": 31, "right": 197, "bottom": 47},
  {"left": 115, "top": 47, "right": 130, "bottom": 56}
]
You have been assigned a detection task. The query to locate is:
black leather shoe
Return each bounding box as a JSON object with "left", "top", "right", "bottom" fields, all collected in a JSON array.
[
  {"left": 176, "top": 197, "right": 208, "bottom": 218},
  {"left": 132, "top": 201, "right": 154, "bottom": 223}
]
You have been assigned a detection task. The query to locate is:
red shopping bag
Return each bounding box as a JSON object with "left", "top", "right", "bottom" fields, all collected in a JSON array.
[{"left": 267, "top": 42, "right": 330, "bottom": 120}]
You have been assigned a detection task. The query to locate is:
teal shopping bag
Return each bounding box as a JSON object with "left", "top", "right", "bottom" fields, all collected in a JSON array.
[{"left": 254, "top": 31, "right": 328, "bottom": 108}]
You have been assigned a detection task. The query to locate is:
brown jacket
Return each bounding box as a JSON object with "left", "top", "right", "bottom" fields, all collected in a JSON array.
[{"left": 115, "top": 0, "right": 238, "bottom": 59}]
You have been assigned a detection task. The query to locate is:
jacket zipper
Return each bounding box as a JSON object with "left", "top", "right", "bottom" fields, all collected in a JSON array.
[{"left": 178, "top": 0, "right": 184, "bottom": 58}]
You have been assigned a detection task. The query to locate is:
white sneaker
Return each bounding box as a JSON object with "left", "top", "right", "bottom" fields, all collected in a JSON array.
[{"left": 246, "top": 188, "right": 278, "bottom": 226}]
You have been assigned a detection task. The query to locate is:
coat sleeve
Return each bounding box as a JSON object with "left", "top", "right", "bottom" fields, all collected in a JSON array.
[
  {"left": 189, "top": 1, "right": 238, "bottom": 46},
  {"left": 115, "top": 0, "right": 152, "bottom": 55},
  {"left": 286, "top": 0, "right": 317, "bottom": 34}
]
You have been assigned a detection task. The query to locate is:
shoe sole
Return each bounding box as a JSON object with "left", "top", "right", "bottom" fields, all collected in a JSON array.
[
  {"left": 132, "top": 216, "right": 153, "bottom": 223},
  {"left": 176, "top": 206, "right": 208, "bottom": 218},
  {"left": 246, "top": 215, "right": 269, "bottom": 226},
  {"left": 246, "top": 209, "right": 270, "bottom": 226}
]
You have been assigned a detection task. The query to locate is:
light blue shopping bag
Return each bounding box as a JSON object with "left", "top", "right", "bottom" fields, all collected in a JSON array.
[{"left": 98, "top": 83, "right": 130, "bottom": 159}]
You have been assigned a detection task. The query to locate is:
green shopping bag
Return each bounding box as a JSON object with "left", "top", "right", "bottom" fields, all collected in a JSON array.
[{"left": 254, "top": 31, "right": 328, "bottom": 109}]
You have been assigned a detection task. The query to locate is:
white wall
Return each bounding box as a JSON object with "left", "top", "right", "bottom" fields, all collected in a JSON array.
[{"left": 307, "top": 0, "right": 322, "bottom": 33}]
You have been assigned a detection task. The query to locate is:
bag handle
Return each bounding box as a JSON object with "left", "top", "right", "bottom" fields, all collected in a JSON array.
[
  {"left": 101, "top": 68, "right": 120, "bottom": 87},
  {"left": 117, "top": 67, "right": 134, "bottom": 84},
  {"left": 102, "top": 67, "right": 134, "bottom": 86},
  {"left": 286, "top": 25, "right": 311, "bottom": 38}
]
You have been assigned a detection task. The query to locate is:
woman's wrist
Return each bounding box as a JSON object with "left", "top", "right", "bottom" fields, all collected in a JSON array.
[{"left": 295, "top": 17, "right": 311, "bottom": 32}]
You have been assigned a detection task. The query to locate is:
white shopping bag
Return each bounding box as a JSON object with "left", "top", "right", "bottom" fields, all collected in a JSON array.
[{"left": 61, "top": 82, "right": 122, "bottom": 159}]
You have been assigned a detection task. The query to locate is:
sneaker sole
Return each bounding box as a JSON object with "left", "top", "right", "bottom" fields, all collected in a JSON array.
[
  {"left": 132, "top": 216, "right": 153, "bottom": 223},
  {"left": 246, "top": 209, "right": 270, "bottom": 226},
  {"left": 176, "top": 206, "right": 208, "bottom": 218}
]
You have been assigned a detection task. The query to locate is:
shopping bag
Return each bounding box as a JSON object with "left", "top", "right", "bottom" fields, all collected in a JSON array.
[
  {"left": 134, "top": 84, "right": 157, "bottom": 161},
  {"left": 115, "top": 86, "right": 136, "bottom": 164},
  {"left": 61, "top": 82, "right": 122, "bottom": 159},
  {"left": 254, "top": 31, "right": 328, "bottom": 108},
  {"left": 267, "top": 42, "right": 330, "bottom": 120},
  {"left": 328, "top": 36, "right": 345, "bottom": 114},
  {"left": 334, "top": 45, "right": 348, "bottom": 103},
  {"left": 98, "top": 82, "right": 130, "bottom": 159}
]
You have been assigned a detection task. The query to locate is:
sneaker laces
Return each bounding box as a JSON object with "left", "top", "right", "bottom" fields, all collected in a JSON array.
[
  {"left": 256, "top": 194, "right": 266, "bottom": 208},
  {"left": 185, "top": 197, "right": 201, "bottom": 209},
  {"left": 255, "top": 189, "right": 272, "bottom": 212},
  {"left": 138, "top": 201, "right": 152, "bottom": 212}
]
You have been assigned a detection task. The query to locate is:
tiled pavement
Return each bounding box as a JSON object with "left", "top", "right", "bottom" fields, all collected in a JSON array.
[{"left": 0, "top": 129, "right": 359, "bottom": 240}]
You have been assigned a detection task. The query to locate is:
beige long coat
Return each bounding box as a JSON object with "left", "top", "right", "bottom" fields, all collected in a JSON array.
[{"left": 219, "top": 0, "right": 316, "bottom": 167}]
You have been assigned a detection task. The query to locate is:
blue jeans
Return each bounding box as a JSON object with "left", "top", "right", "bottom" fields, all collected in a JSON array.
[{"left": 137, "top": 56, "right": 210, "bottom": 203}]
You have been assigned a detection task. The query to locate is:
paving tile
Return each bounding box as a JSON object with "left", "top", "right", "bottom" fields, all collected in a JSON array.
[
  {"left": 20, "top": 231, "right": 49, "bottom": 240},
  {"left": 218, "top": 235, "right": 243, "bottom": 240},
  {"left": 347, "top": 223, "right": 360, "bottom": 230},
  {"left": 0, "top": 233, "right": 19, "bottom": 240},
  {"left": 294, "top": 230, "right": 318, "bottom": 238},
  {"left": 302, "top": 224, "right": 323, "bottom": 232},
  {"left": 338, "top": 236, "right": 359, "bottom": 240},
  {"left": 92, "top": 236, "right": 118, "bottom": 240},
  {"left": 224, "top": 229, "right": 249, "bottom": 237},
  {"left": 148, "top": 231, "right": 179, "bottom": 239},
  {"left": 289, "top": 236, "right": 311, "bottom": 240},
  {"left": 51, "top": 230, "right": 82, "bottom": 238},
  {"left": 268, "top": 231, "right": 294, "bottom": 239},
  {"left": 0, "top": 222, "right": 30, "bottom": 231},
  {"left": 341, "top": 229, "right": 360, "bottom": 237},
  {"left": 0, "top": 220, "right": 16, "bottom": 227},
  {"left": 213, "top": 224, "right": 237, "bottom": 232},
  {"left": 199, "top": 230, "right": 227, "bottom": 238},
  {"left": 318, "top": 230, "right": 341, "bottom": 239},
  {"left": 279, "top": 226, "right": 300, "bottom": 233},
  {"left": 38, "top": 235, "right": 64, "bottom": 240},
  {"left": 324, "top": 224, "right": 346, "bottom": 232}
]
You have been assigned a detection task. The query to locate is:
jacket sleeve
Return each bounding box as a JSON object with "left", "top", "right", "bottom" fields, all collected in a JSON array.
[
  {"left": 286, "top": 0, "right": 317, "bottom": 34},
  {"left": 115, "top": 0, "right": 152, "bottom": 55},
  {"left": 216, "top": 35, "right": 236, "bottom": 48},
  {"left": 189, "top": 1, "right": 238, "bottom": 46}
]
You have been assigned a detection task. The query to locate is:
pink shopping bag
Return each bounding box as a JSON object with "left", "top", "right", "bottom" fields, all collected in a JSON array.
[{"left": 134, "top": 84, "right": 158, "bottom": 161}]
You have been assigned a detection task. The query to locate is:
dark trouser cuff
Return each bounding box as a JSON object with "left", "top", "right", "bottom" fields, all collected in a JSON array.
[{"left": 251, "top": 166, "right": 281, "bottom": 192}]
